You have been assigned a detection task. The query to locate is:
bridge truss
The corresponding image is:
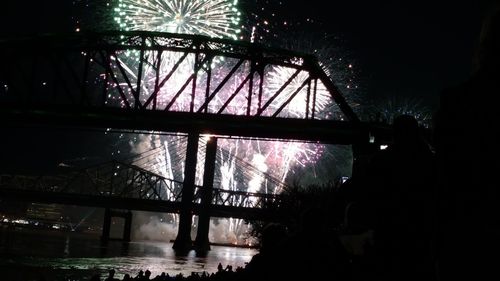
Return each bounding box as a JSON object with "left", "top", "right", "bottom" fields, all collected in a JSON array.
[
  {"left": 0, "top": 160, "right": 282, "bottom": 217},
  {"left": 0, "top": 31, "right": 370, "bottom": 143}
]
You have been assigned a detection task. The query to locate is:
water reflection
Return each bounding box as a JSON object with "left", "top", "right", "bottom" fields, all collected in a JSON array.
[{"left": 0, "top": 226, "right": 257, "bottom": 280}]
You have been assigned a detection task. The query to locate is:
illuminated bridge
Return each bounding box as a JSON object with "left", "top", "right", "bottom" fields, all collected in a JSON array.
[{"left": 0, "top": 31, "right": 389, "bottom": 251}]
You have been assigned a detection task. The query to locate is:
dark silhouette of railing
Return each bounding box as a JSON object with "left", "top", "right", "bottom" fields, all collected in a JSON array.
[{"left": 194, "top": 186, "right": 282, "bottom": 209}]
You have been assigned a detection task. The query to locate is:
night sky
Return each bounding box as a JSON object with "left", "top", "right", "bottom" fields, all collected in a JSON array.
[
  {"left": 282, "top": 0, "right": 494, "bottom": 109},
  {"left": 0, "top": 0, "right": 497, "bottom": 173}
]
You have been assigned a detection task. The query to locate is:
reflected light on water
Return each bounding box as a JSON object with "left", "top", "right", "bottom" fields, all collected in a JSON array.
[{"left": 0, "top": 226, "right": 257, "bottom": 280}]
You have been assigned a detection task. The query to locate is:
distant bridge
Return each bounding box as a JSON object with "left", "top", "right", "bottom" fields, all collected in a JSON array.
[{"left": 0, "top": 161, "right": 283, "bottom": 221}]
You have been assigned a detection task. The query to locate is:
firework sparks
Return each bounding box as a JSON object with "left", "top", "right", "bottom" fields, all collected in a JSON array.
[
  {"left": 114, "top": 0, "right": 242, "bottom": 39},
  {"left": 366, "top": 96, "right": 432, "bottom": 127},
  {"left": 264, "top": 66, "right": 330, "bottom": 118}
]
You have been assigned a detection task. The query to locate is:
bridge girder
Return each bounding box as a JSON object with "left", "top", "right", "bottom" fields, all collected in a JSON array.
[
  {"left": 0, "top": 160, "right": 284, "bottom": 214},
  {"left": 0, "top": 31, "right": 372, "bottom": 144}
]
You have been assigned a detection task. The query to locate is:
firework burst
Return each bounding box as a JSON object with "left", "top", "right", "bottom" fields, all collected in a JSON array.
[
  {"left": 365, "top": 96, "right": 432, "bottom": 127},
  {"left": 114, "top": 0, "right": 242, "bottom": 39}
]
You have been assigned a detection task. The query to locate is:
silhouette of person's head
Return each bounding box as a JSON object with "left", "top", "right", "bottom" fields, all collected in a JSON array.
[
  {"left": 392, "top": 114, "right": 420, "bottom": 146},
  {"left": 474, "top": 4, "right": 500, "bottom": 72}
]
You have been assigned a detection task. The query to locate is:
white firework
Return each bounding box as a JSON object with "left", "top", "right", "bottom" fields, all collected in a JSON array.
[{"left": 114, "top": 0, "right": 241, "bottom": 39}]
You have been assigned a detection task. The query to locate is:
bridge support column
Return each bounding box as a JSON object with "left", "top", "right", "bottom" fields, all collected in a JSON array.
[
  {"left": 101, "top": 208, "right": 133, "bottom": 242},
  {"left": 173, "top": 133, "right": 199, "bottom": 253},
  {"left": 194, "top": 137, "right": 217, "bottom": 254},
  {"left": 123, "top": 210, "right": 132, "bottom": 242},
  {"left": 101, "top": 207, "right": 112, "bottom": 242}
]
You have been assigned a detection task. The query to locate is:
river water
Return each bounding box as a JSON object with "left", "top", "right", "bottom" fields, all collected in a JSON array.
[{"left": 0, "top": 225, "right": 257, "bottom": 281}]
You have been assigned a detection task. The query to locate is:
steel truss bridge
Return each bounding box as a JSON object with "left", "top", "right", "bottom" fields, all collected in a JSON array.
[
  {"left": 0, "top": 160, "right": 283, "bottom": 221},
  {"left": 0, "top": 31, "right": 389, "bottom": 250},
  {"left": 0, "top": 30, "right": 390, "bottom": 143}
]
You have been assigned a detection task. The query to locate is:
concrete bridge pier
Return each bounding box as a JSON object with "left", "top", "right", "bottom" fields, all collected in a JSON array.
[
  {"left": 101, "top": 208, "right": 133, "bottom": 242},
  {"left": 123, "top": 210, "right": 133, "bottom": 242},
  {"left": 194, "top": 137, "right": 217, "bottom": 254},
  {"left": 101, "top": 207, "right": 111, "bottom": 242},
  {"left": 173, "top": 133, "right": 199, "bottom": 253}
]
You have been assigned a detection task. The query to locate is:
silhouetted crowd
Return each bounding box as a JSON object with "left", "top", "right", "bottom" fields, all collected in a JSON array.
[{"left": 88, "top": 265, "right": 246, "bottom": 281}]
